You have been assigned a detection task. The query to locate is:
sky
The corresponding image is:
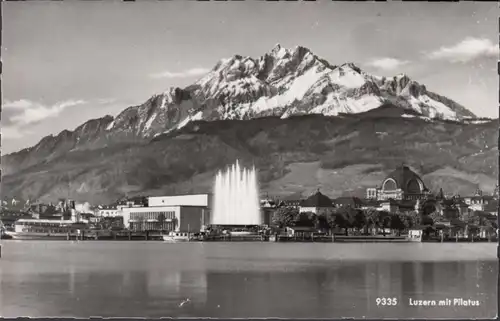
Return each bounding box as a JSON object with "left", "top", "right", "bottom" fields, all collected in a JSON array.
[{"left": 2, "top": 1, "right": 498, "bottom": 154}]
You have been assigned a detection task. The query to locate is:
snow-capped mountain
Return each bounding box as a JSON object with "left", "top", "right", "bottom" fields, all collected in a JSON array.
[
  {"left": 2, "top": 44, "right": 479, "bottom": 175},
  {"left": 116, "top": 44, "right": 475, "bottom": 138}
]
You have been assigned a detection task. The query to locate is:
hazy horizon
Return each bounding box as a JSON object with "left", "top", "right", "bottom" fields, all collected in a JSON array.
[{"left": 3, "top": 1, "right": 498, "bottom": 154}]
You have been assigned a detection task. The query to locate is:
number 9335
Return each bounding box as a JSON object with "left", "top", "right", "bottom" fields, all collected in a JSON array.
[{"left": 376, "top": 297, "right": 398, "bottom": 306}]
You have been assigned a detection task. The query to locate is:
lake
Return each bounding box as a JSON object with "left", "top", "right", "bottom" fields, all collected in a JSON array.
[{"left": 0, "top": 241, "right": 497, "bottom": 318}]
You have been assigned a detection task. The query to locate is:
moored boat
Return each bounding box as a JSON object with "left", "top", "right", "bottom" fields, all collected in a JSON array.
[
  {"left": 4, "top": 219, "right": 88, "bottom": 240},
  {"left": 162, "top": 231, "right": 195, "bottom": 242}
]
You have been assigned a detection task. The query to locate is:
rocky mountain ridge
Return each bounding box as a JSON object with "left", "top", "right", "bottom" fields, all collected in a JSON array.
[
  {"left": 1, "top": 45, "right": 493, "bottom": 203},
  {"left": 1, "top": 104, "right": 497, "bottom": 205}
]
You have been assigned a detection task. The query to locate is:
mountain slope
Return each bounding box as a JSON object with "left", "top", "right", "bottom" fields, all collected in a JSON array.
[
  {"left": 2, "top": 44, "right": 479, "bottom": 176},
  {"left": 1, "top": 107, "right": 496, "bottom": 204}
]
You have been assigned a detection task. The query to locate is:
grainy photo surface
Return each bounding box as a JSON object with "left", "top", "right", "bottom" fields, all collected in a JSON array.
[{"left": 0, "top": 1, "right": 498, "bottom": 319}]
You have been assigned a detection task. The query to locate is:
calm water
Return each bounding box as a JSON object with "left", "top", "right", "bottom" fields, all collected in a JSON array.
[{"left": 0, "top": 241, "right": 497, "bottom": 318}]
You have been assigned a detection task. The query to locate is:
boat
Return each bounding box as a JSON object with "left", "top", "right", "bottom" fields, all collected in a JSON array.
[
  {"left": 4, "top": 219, "right": 88, "bottom": 240},
  {"left": 162, "top": 231, "right": 195, "bottom": 242}
]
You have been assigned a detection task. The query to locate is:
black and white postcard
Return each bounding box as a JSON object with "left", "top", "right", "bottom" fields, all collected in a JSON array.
[{"left": 1, "top": 1, "right": 498, "bottom": 319}]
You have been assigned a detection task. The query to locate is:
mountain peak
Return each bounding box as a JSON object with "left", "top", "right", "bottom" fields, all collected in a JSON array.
[
  {"left": 181, "top": 45, "right": 475, "bottom": 127},
  {"left": 340, "top": 62, "right": 362, "bottom": 73},
  {"left": 268, "top": 43, "right": 289, "bottom": 59},
  {"left": 4, "top": 44, "right": 477, "bottom": 164}
]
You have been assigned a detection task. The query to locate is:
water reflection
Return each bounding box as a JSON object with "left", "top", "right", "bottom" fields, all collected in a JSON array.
[
  {"left": 0, "top": 243, "right": 496, "bottom": 318},
  {"left": 200, "top": 261, "right": 496, "bottom": 319}
]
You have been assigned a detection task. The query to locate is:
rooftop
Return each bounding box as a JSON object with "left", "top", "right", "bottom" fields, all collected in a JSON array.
[
  {"left": 384, "top": 164, "right": 428, "bottom": 193},
  {"left": 335, "top": 196, "right": 363, "bottom": 207},
  {"left": 301, "top": 190, "right": 333, "bottom": 208}
]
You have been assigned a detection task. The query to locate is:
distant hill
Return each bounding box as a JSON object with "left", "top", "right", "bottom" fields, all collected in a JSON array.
[{"left": 1, "top": 106, "right": 496, "bottom": 204}]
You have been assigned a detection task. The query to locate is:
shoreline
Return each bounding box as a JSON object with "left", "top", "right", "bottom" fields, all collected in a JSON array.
[{"left": 2, "top": 235, "right": 496, "bottom": 243}]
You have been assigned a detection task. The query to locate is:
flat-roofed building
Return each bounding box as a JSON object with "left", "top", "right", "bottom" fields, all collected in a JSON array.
[
  {"left": 148, "top": 194, "right": 212, "bottom": 208},
  {"left": 121, "top": 205, "right": 210, "bottom": 233}
]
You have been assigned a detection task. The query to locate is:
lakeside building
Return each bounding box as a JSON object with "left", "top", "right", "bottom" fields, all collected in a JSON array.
[
  {"left": 358, "top": 198, "right": 418, "bottom": 214},
  {"left": 299, "top": 190, "right": 334, "bottom": 214},
  {"left": 365, "top": 165, "right": 431, "bottom": 201},
  {"left": 148, "top": 194, "right": 211, "bottom": 208},
  {"left": 278, "top": 199, "right": 302, "bottom": 208},
  {"left": 97, "top": 196, "right": 148, "bottom": 218},
  {"left": 98, "top": 205, "right": 120, "bottom": 217},
  {"left": 334, "top": 196, "right": 363, "bottom": 209},
  {"left": 120, "top": 194, "right": 211, "bottom": 233},
  {"left": 462, "top": 188, "right": 497, "bottom": 212},
  {"left": 122, "top": 205, "right": 209, "bottom": 232}
]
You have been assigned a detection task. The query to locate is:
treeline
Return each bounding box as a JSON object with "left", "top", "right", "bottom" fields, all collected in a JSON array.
[{"left": 271, "top": 206, "right": 498, "bottom": 236}]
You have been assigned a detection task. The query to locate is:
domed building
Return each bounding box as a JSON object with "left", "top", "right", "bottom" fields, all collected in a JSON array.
[{"left": 366, "top": 165, "right": 430, "bottom": 202}]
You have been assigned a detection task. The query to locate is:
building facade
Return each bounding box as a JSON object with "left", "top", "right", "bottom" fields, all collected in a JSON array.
[
  {"left": 299, "top": 190, "right": 334, "bottom": 215},
  {"left": 334, "top": 196, "right": 363, "bottom": 209},
  {"left": 98, "top": 205, "right": 120, "bottom": 217},
  {"left": 148, "top": 194, "right": 212, "bottom": 208},
  {"left": 121, "top": 205, "right": 210, "bottom": 232},
  {"left": 116, "top": 193, "right": 214, "bottom": 232},
  {"left": 366, "top": 165, "right": 430, "bottom": 201},
  {"left": 462, "top": 188, "right": 496, "bottom": 212}
]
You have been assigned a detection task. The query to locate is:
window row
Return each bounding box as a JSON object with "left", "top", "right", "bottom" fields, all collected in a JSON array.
[{"left": 130, "top": 211, "right": 176, "bottom": 221}]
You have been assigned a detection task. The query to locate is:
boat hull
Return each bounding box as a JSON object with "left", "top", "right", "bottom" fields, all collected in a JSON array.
[
  {"left": 4, "top": 231, "right": 69, "bottom": 240},
  {"left": 162, "top": 235, "right": 192, "bottom": 242}
]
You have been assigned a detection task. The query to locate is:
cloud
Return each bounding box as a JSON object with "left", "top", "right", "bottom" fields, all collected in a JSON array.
[
  {"left": 3, "top": 99, "right": 86, "bottom": 126},
  {"left": 149, "top": 67, "right": 209, "bottom": 79},
  {"left": 366, "top": 58, "right": 409, "bottom": 71},
  {"left": 425, "top": 37, "right": 499, "bottom": 63}
]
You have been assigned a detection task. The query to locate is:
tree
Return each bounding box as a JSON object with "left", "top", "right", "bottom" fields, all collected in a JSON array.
[
  {"left": 313, "top": 212, "right": 329, "bottom": 232},
  {"left": 363, "top": 208, "right": 380, "bottom": 235},
  {"left": 421, "top": 201, "right": 437, "bottom": 216},
  {"left": 336, "top": 208, "right": 354, "bottom": 235},
  {"left": 325, "top": 209, "right": 344, "bottom": 235},
  {"left": 406, "top": 211, "right": 421, "bottom": 228},
  {"left": 294, "top": 211, "right": 316, "bottom": 227},
  {"left": 390, "top": 212, "right": 406, "bottom": 236},
  {"left": 331, "top": 208, "right": 355, "bottom": 235},
  {"left": 272, "top": 206, "right": 299, "bottom": 229},
  {"left": 430, "top": 211, "right": 441, "bottom": 223},
  {"left": 420, "top": 214, "right": 434, "bottom": 226},
  {"left": 470, "top": 211, "right": 496, "bottom": 239},
  {"left": 352, "top": 209, "right": 366, "bottom": 234},
  {"left": 378, "top": 211, "right": 391, "bottom": 236}
]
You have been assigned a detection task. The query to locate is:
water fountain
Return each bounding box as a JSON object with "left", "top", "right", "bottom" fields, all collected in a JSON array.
[{"left": 212, "top": 160, "right": 261, "bottom": 226}]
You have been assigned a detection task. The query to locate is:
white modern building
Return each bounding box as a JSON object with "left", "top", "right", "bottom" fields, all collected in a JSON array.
[
  {"left": 120, "top": 194, "right": 212, "bottom": 232},
  {"left": 121, "top": 205, "right": 210, "bottom": 232},
  {"left": 148, "top": 194, "right": 212, "bottom": 208}
]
